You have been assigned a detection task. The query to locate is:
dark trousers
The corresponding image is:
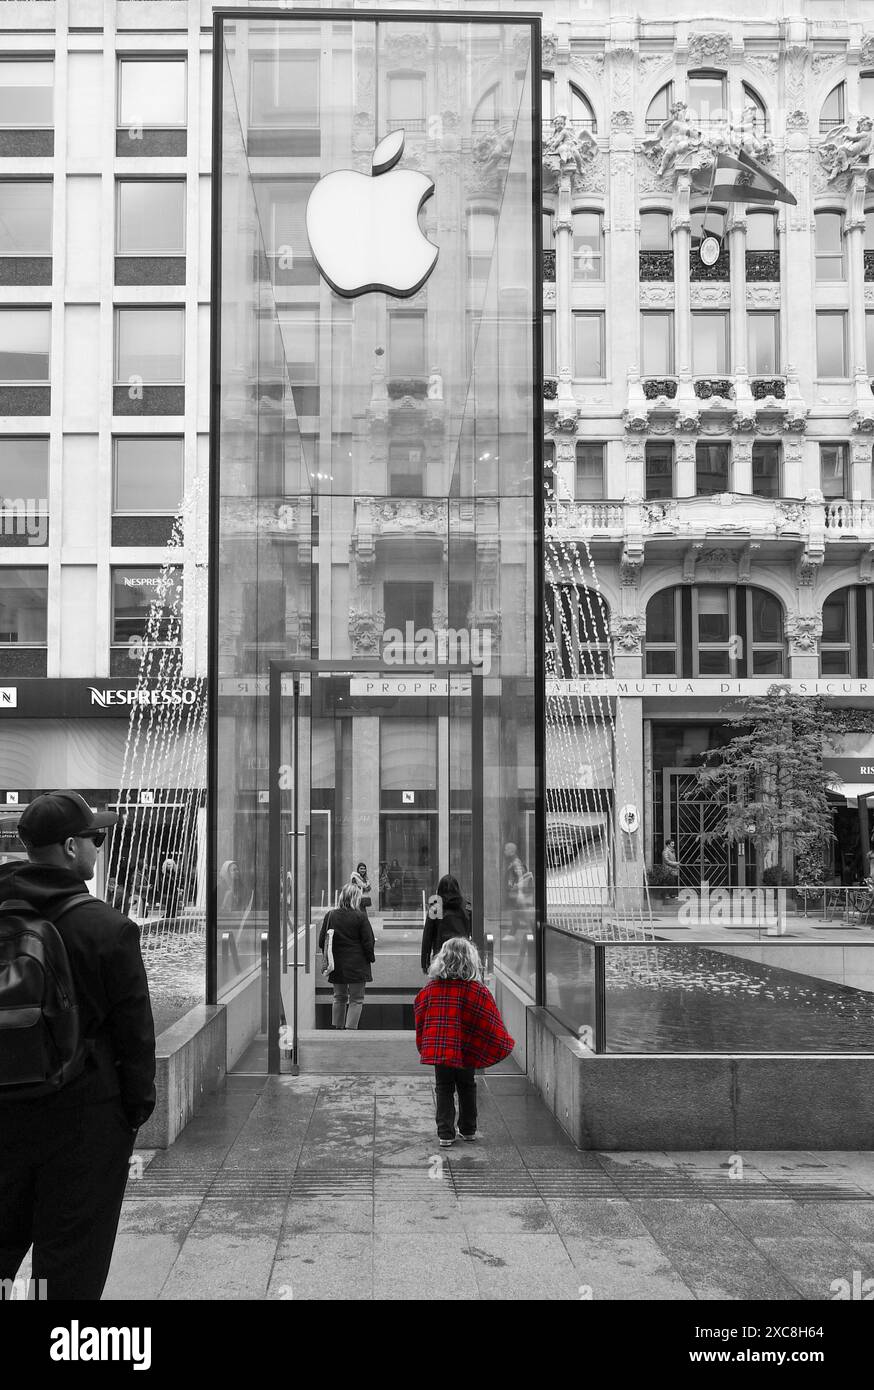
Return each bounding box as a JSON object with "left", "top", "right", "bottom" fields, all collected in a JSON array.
[
  {"left": 0, "top": 1097, "right": 135, "bottom": 1301},
  {"left": 434, "top": 1065, "right": 477, "bottom": 1139}
]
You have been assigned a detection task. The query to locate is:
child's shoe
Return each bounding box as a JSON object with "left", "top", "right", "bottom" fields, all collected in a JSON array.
[
  {"left": 438, "top": 1134, "right": 455, "bottom": 1148},
  {"left": 458, "top": 1131, "right": 478, "bottom": 1142}
]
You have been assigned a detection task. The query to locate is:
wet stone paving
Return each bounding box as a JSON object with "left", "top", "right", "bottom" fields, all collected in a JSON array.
[{"left": 100, "top": 1068, "right": 874, "bottom": 1301}]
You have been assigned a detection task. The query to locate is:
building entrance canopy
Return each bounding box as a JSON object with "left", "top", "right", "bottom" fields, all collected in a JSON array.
[{"left": 209, "top": 10, "right": 543, "bottom": 1069}]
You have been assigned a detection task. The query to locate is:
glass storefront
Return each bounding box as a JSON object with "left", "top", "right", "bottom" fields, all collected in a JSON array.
[{"left": 209, "top": 11, "right": 542, "bottom": 1068}]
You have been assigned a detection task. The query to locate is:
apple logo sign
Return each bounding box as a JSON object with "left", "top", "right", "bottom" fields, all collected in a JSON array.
[{"left": 306, "top": 129, "right": 438, "bottom": 299}]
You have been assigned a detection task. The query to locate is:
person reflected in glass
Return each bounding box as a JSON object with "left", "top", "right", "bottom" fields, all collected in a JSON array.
[
  {"left": 351, "top": 861, "right": 372, "bottom": 915},
  {"left": 421, "top": 873, "right": 472, "bottom": 974},
  {"left": 387, "top": 858, "right": 404, "bottom": 909},
  {"left": 218, "top": 860, "right": 243, "bottom": 914},
  {"left": 319, "top": 881, "right": 375, "bottom": 1030}
]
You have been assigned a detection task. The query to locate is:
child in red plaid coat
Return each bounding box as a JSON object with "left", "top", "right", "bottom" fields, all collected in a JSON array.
[{"left": 414, "top": 936, "right": 514, "bottom": 1147}]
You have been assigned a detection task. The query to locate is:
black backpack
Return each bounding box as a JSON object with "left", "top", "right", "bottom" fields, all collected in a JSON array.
[{"left": 0, "top": 893, "right": 93, "bottom": 1096}]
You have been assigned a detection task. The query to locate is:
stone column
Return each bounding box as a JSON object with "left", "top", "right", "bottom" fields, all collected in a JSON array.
[
  {"left": 676, "top": 433, "right": 697, "bottom": 498},
  {"left": 729, "top": 207, "right": 753, "bottom": 411},
  {"left": 672, "top": 173, "right": 695, "bottom": 411},
  {"left": 554, "top": 174, "right": 574, "bottom": 404},
  {"left": 847, "top": 172, "right": 873, "bottom": 422}
]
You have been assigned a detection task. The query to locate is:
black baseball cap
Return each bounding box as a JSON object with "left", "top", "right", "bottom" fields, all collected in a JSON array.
[{"left": 17, "top": 790, "right": 118, "bottom": 849}]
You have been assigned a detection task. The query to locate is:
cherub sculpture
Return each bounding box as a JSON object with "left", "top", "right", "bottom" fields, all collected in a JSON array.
[
  {"left": 642, "top": 100, "right": 703, "bottom": 177},
  {"left": 819, "top": 114, "right": 874, "bottom": 180}
]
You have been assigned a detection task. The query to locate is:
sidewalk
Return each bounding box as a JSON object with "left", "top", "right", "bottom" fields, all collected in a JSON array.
[{"left": 96, "top": 1066, "right": 874, "bottom": 1301}]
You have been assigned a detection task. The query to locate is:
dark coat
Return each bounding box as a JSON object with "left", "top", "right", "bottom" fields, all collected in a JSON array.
[
  {"left": 319, "top": 907, "right": 375, "bottom": 984},
  {"left": 0, "top": 861, "right": 157, "bottom": 1128},
  {"left": 421, "top": 903, "right": 472, "bottom": 973}
]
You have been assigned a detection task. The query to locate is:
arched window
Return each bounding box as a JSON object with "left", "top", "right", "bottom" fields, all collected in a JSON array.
[
  {"left": 645, "top": 586, "right": 785, "bottom": 677},
  {"left": 547, "top": 584, "right": 611, "bottom": 677},
  {"left": 572, "top": 209, "right": 603, "bottom": 280},
  {"left": 640, "top": 210, "right": 672, "bottom": 251},
  {"left": 570, "top": 85, "right": 596, "bottom": 132},
  {"left": 646, "top": 82, "right": 673, "bottom": 132},
  {"left": 542, "top": 206, "right": 555, "bottom": 250},
  {"left": 820, "top": 82, "right": 845, "bottom": 133},
  {"left": 687, "top": 70, "right": 728, "bottom": 128},
  {"left": 862, "top": 72, "right": 874, "bottom": 119},
  {"left": 472, "top": 84, "right": 498, "bottom": 133},
  {"left": 691, "top": 203, "right": 727, "bottom": 246},
  {"left": 821, "top": 586, "right": 874, "bottom": 676},
  {"left": 741, "top": 83, "right": 768, "bottom": 134}
]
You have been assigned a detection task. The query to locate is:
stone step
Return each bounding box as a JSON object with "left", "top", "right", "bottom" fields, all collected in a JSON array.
[{"left": 296, "top": 1028, "right": 422, "bottom": 1074}]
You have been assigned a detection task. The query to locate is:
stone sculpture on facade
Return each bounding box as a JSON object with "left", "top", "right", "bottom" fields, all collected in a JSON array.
[
  {"left": 818, "top": 115, "right": 874, "bottom": 181},
  {"left": 542, "top": 114, "right": 598, "bottom": 188},
  {"left": 643, "top": 100, "right": 773, "bottom": 182}
]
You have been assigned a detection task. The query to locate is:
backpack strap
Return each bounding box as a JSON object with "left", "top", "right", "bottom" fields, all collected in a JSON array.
[{"left": 50, "top": 893, "right": 96, "bottom": 923}]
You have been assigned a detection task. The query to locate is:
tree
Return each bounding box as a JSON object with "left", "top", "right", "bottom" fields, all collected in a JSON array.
[{"left": 696, "top": 688, "right": 873, "bottom": 884}]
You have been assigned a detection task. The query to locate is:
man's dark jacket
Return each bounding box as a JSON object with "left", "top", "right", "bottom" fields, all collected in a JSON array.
[{"left": 0, "top": 862, "right": 156, "bottom": 1127}]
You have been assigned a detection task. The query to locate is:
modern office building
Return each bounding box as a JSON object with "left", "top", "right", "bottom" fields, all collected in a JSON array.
[{"left": 3, "top": 1, "right": 874, "bottom": 1096}]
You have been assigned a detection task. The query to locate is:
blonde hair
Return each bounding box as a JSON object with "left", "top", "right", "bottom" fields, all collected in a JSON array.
[
  {"left": 338, "top": 881, "right": 363, "bottom": 911},
  {"left": 428, "top": 936, "right": 482, "bottom": 981}
]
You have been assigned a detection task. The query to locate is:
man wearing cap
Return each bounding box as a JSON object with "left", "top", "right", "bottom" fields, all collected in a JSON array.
[{"left": 0, "top": 789, "right": 156, "bottom": 1300}]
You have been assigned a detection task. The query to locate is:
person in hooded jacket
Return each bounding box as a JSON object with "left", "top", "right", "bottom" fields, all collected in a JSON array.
[
  {"left": 318, "top": 880, "right": 375, "bottom": 1029},
  {"left": 420, "top": 873, "right": 472, "bottom": 974},
  {"left": 0, "top": 789, "right": 156, "bottom": 1301}
]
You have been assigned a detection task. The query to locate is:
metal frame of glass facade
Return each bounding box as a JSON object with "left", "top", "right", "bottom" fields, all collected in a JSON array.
[{"left": 207, "top": 9, "right": 544, "bottom": 1056}]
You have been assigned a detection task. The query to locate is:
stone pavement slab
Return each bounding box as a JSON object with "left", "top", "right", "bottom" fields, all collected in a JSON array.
[{"left": 57, "top": 1068, "right": 872, "bottom": 1301}]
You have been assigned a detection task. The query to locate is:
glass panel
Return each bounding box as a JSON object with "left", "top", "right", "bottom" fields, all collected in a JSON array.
[
  {"left": 752, "top": 443, "right": 780, "bottom": 498},
  {"left": 692, "top": 313, "right": 729, "bottom": 374},
  {"left": 573, "top": 313, "right": 604, "bottom": 377},
  {"left": 696, "top": 443, "right": 729, "bottom": 494},
  {"left": 820, "top": 445, "right": 847, "bottom": 498},
  {"left": 866, "top": 211, "right": 874, "bottom": 251},
  {"left": 690, "top": 206, "right": 726, "bottom": 244},
  {"left": 575, "top": 444, "right": 603, "bottom": 500},
  {"left": 687, "top": 72, "right": 726, "bottom": 124},
  {"left": 0, "top": 309, "right": 50, "bottom": 382},
  {"left": 112, "top": 566, "right": 182, "bottom": 645},
  {"left": 115, "top": 308, "right": 184, "bottom": 384},
  {"left": 114, "top": 438, "right": 184, "bottom": 513},
  {"left": 543, "top": 312, "right": 555, "bottom": 376},
  {"left": 639, "top": 211, "right": 671, "bottom": 251},
  {"left": 0, "top": 438, "right": 48, "bottom": 500},
  {"left": 646, "top": 589, "right": 676, "bottom": 644},
  {"left": 572, "top": 211, "right": 602, "bottom": 279},
  {"left": 697, "top": 587, "right": 729, "bottom": 642},
  {"left": 0, "top": 61, "right": 53, "bottom": 128},
  {"left": 541, "top": 75, "right": 553, "bottom": 119},
  {"left": 816, "top": 314, "right": 847, "bottom": 376},
  {"left": 746, "top": 212, "right": 776, "bottom": 251},
  {"left": 645, "top": 443, "right": 673, "bottom": 498},
  {"left": 544, "top": 926, "right": 597, "bottom": 1038},
  {"left": 541, "top": 209, "right": 554, "bottom": 250},
  {"left": 749, "top": 313, "right": 779, "bottom": 374},
  {"left": 820, "top": 83, "right": 844, "bottom": 130},
  {"left": 822, "top": 592, "right": 849, "bottom": 644},
  {"left": 645, "top": 83, "right": 672, "bottom": 127},
  {"left": 214, "top": 15, "right": 540, "bottom": 1057},
  {"left": 751, "top": 589, "right": 782, "bottom": 644},
  {"left": 816, "top": 211, "right": 845, "bottom": 280},
  {"left": 570, "top": 87, "right": 595, "bottom": 129},
  {"left": 253, "top": 179, "right": 316, "bottom": 264},
  {"left": 0, "top": 182, "right": 52, "bottom": 255},
  {"left": 117, "top": 182, "right": 185, "bottom": 256},
  {"left": 387, "top": 75, "right": 424, "bottom": 130},
  {"left": 0, "top": 568, "right": 47, "bottom": 644},
  {"left": 860, "top": 74, "right": 874, "bottom": 119},
  {"left": 118, "top": 60, "right": 186, "bottom": 128},
  {"left": 641, "top": 312, "right": 673, "bottom": 374}
]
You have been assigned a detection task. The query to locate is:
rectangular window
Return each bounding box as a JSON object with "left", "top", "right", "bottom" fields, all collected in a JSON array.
[
  {"left": 116, "top": 181, "right": 185, "bottom": 257},
  {"left": 748, "top": 312, "right": 780, "bottom": 375},
  {"left": 276, "top": 309, "right": 319, "bottom": 382},
  {"left": 645, "top": 588, "right": 678, "bottom": 675},
  {"left": 117, "top": 59, "right": 186, "bottom": 128},
  {"left": 543, "top": 312, "right": 555, "bottom": 378},
  {"left": 0, "top": 437, "right": 48, "bottom": 502},
  {"left": 641, "top": 312, "right": 674, "bottom": 375},
  {"left": 816, "top": 312, "right": 848, "bottom": 377},
  {"left": 573, "top": 312, "right": 605, "bottom": 378},
  {"left": 0, "top": 568, "right": 47, "bottom": 644},
  {"left": 0, "top": 61, "right": 53, "bottom": 129},
  {"left": 815, "top": 211, "right": 845, "bottom": 281},
  {"left": 572, "top": 211, "right": 603, "bottom": 280},
  {"left": 695, "top": 586, "right": 731, "bottom": 676},
  {"left": 752, "top": 442, "right": 781, "bottom": 499},
  {"left": 254, "top": 179, "right": 316, "bottom": 263},
  {"left": 113, "top": 438, "right": 184, "bottom": 513},
  {"left": 249, "top": 54, "right": 318, "bottom": 128},
  {"left": 692, "top": 312, "right": 730, "bottom": 375},
  {"left": 0, "top": 309, "right": 50, "bottom": 383},
  {"left": 467, "top": 210, "right": 496, "bottom": 280},
  {"left": 645, "top": 442, "right": 674, "bottom": 499},
  {"left": 696, "top": 442, "right": 730, "bottom": 495},
  {"left": 746, "top": 213, "right": 776, "bottom": 251},
  {"left": 389, "top": 313, "right": 427, "bottom": 375},
  {"left": 575, "top": 443, "right": 604, "bottom": 500},
  {"left": 820, "top": 443, "right": 849, "bottom": 500},
  {"left": 387, "top": 75, "right": 424, "bottom": 131},
  {"left": 112, "top": 566, "right": 182, "bottom": 647},
  {"left": 115, "top": 308, "right": 184, "bottom": 385},
  {"left": 388, "top": 442, "right": 424, "bottom": 497},
  {"left": 0, "top": 182, "right": 52, "bottom": 255}
]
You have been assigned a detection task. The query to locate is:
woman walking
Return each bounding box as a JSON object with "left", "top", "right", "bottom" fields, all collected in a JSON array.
[
  {"left": 414, "top": 937, "right": 514, "bottom": 1147},
  {"left": 318, "top": 881, "right": 375, "bottom": 1030},
  {"left": 421, "top": 873, "right": 472, "bottom": 973}
]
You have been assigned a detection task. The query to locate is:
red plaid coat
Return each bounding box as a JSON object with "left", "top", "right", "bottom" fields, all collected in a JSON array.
[{"left": 414, "top": 979, "right": 515, "bottom": 1069}]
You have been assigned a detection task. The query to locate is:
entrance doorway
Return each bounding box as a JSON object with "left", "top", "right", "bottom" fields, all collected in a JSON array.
[
  {"left": 266, "top": 661, "right": 483, "bottom": 1071},
  {"left": 663, "top": 768, "right": 754, "bottom": 888}
]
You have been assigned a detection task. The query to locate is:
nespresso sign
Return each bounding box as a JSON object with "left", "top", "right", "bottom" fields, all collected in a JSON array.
[{"left": 0, "top": 679, "right": 203, "bottom": 719}]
